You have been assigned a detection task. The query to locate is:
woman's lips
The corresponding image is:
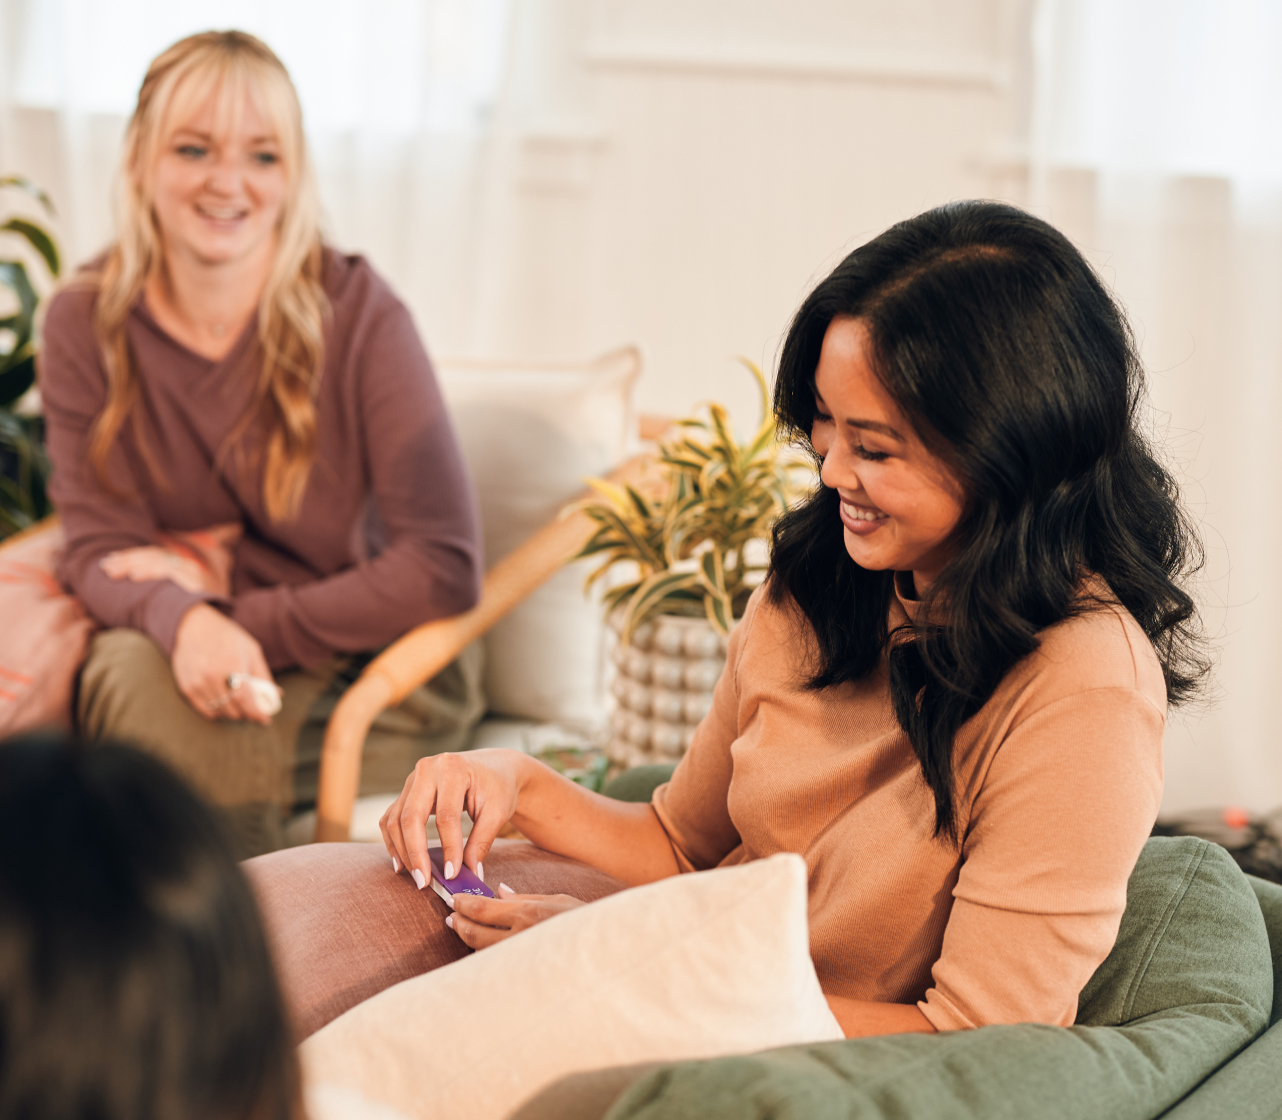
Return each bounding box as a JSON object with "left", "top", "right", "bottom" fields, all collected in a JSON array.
[{"left": 839, "top": 499, "right": 888, "bottom": 535}]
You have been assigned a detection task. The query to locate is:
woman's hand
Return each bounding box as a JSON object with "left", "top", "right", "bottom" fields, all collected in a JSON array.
[
  {"left": 172, "top": 603, "right": 277, "bottom": 725},
  {"left": 445, "top": 884, "right": 585, "bottom": 949},
  {"left": 100, "top": 546, "right": 217, "bottom": 595},
  {"left": 380, "top": 748, "right": 533, "bottom": 892},
  {"left": 100, "top": 522, "right": 242, "bottom": 597}
]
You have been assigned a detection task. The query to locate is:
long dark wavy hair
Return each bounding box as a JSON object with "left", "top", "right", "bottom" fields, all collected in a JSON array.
[
  {"left": 768, "top": 201, "right": 1208, "bottom": 844},
  {"left": 0, "top": 733, "right": 300, "bottom": 1120}
]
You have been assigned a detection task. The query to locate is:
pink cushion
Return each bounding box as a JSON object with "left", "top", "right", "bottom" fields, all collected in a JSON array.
[
  {"left": 0, "top": 521, "right": 96, "bottom": 735},
  {"left": 244, "top": 839, "right": 627, "bottom": 1038}
]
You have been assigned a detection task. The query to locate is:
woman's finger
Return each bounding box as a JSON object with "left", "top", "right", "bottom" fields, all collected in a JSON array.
[
  {"left": 461, "top": 800, "right": 509, "bottom": 885},
  {"left": 398, "top": 759, "right": 443, "bottom": 890},
  {"left": 380, "top": 779, "right": 414, "bottom": 874},
  {"left": 451, "top": 894, "right": 518, "bottom": 930},
  {"left": 430, "top": 753, "right": 473, "bottom": 885},
  {"left": 446, "top": 910, "right": 514, "bottom": 950}
]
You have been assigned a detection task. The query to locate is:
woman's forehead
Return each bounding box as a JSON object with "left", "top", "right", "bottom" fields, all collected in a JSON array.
[{"left": 163, "top": 70, "right": 279, "bottom": 144}]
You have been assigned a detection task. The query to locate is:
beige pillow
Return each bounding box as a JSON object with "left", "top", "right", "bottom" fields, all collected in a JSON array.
[
  {"left": 300, "top": 853, "right": 842, "bottom": 1120},
  {"left": 436, "top": 348, "right": 640, "bottom": 725}
]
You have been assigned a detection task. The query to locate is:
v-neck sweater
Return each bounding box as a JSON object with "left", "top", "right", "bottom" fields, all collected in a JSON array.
[
  {"left": 651, "top": 575, "right": 1166, "bottom": 1031},
  {"left": 40, "top": 250, "right": 482, "bottom": 669}
]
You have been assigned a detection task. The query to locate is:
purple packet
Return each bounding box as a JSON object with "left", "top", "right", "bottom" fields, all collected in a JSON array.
[{"left": 427, "top": 846, "right": 495, "bottom": 903}]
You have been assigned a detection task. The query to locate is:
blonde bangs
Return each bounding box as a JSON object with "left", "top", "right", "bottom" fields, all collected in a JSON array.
[{"left": 88, "top": 30, "right": 327, "bottom": 523}]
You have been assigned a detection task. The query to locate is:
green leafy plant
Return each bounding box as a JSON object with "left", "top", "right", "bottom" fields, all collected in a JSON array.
[
  {"left": 1, "top": 176, "right": 61, "bottom": 537},
  {"left": 574, "top": 360, "right": 814, "bottom": 638}
]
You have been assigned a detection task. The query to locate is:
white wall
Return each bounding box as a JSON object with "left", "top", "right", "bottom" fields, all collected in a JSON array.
[{"left": 470, "top": 0, "right": 1034, "bottom": 431}]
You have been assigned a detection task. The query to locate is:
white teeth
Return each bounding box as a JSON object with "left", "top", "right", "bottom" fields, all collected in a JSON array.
[
  {"left": 842, "top": 501, "right": 887, "bottom": 522},
  {"left": 199, "top": 206, "right": 244, "bottom": 220}
]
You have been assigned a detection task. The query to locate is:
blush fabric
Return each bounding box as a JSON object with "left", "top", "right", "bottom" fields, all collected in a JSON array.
[
  {"left": 297, "top": 853, "right": 843, "bottom": 1120},
  {"left": 0, "top": 519, "right": 96, "bottom": 736},
  {"left": 243, "top": 839, "right": 628, "bottom": 1039}
]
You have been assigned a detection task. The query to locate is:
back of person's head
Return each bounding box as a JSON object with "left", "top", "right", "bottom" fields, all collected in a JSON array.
[
  {"left": 770, "top": 200, "right": 1207, "bottom": 839},
  {"left": 0, "top": 732, "right": 299, "bottom": 1120}
]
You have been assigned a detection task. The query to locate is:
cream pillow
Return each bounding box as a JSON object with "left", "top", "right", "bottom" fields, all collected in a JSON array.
[
  {"left": 436, "top": 348, "right": 640, "bottom": 725},
  {"left": 300, "top": 853, "right": 842, "bottom": 1120}
]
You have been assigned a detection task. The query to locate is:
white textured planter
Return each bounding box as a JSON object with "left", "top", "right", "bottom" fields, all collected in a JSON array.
[{"left": 607, "top": 613, "right": 731, "bottom": 768}]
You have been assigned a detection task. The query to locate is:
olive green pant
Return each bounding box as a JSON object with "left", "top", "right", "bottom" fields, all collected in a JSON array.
[{"left": 77, "top": 629, "right": 486, "bottom": 858}]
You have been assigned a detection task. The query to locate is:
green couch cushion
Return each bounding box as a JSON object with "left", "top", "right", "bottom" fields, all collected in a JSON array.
[
  {"left": 1157, "top": 876, "right": 1282, "bottom": 1120},
  {"left": 602, "top": 836, "right": 1273, "bottom": 1120},
  {"left": 1246, "top": 875, "right": 1282, "bottom": 1027}
]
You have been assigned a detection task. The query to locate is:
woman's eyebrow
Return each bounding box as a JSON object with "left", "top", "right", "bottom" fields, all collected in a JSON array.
[{"left": 847, "top": 418, "right": 906, "bottom": 442}]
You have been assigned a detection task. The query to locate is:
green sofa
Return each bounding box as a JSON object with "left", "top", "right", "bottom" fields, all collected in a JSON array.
[{"left": 520, "top": 782, "right": 1280, "bottom": 1120}]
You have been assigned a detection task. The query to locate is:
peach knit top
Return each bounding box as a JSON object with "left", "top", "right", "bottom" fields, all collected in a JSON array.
[{"left": 651, "top": 574, "right": 1165, "bottom": 1031}]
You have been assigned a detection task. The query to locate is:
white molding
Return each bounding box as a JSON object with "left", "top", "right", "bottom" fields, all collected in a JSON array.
[
  {"left": 583, "top": 38, "right": 1008, "bottom": 90},
  {"left": 515, "top": 127, "right": 609, "bottom": 196}
]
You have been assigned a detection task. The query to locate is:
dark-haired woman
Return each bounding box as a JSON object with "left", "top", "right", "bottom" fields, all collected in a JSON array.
[
  {"left": 376, "top": 201, "right": 1206, "bottom": 1039},
  {"left": 0, "top": 732, "right": 302, "bottom": 1120}
]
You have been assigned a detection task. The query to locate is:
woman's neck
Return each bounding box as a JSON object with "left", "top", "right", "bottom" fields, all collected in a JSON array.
[{"left": 144, "top": 239, "right": 275, "bottom": 362}]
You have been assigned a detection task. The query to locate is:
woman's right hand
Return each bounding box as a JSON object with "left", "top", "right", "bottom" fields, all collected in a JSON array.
[
  {"left": 379, "top": 748, "right": 532, "bottom": 895},
  {"left": 172, "top": 603, "right": 277, "bottom": 725}
]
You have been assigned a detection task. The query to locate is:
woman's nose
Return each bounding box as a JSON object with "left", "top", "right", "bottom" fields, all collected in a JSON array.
[{"left": 819, "top": 440, "right": 855, "bottom": 490}]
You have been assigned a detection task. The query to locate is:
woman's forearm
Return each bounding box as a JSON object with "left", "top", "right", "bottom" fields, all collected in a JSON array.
[
  {"left": 510, "top": 754, "right": 680, "bottom": 887},
  {"left": 824, "top": 995, "right": 938, "bottom": 1039}
]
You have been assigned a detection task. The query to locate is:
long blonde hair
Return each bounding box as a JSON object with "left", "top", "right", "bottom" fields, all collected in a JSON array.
[{"left": 90, "top": 30, "right": 327, "bottom": 522}]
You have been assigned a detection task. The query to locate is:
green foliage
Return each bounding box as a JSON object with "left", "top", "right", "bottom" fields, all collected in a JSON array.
[
  {"left": 574, "top": 360, "right": 814, "bottom": 637},
  {"left": 0, "top": 176, "right": 60, "bottom": 537}
]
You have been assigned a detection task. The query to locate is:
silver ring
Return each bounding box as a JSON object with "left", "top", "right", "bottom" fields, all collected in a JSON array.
[
  {"left": 209, "top": 693, "right": 231, "bottom": 711},
  {"left": 226, "top": 672, "right": 244, "bottom": 691}
]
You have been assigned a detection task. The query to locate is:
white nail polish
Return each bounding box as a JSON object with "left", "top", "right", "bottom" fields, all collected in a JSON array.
[
  {"left": 445, "top": 894, "right": 455, "bottom": 910},
  {"left": 411, "top": 868, "right": 426, "bottom": 890},
  {"left": 444, "top": 861, "right": 455, "bottom": 880},
  {"left": 392, "top": 856, "right": 399, "bottom": 873},
  {"left": 476, "top": 862, "right": 484, "bottom": 882},
  {"left": 445, "top": 915, "right": 454, "bottom": 929},
  {"left": 499, "top": 882, "right": 515, "bottom": 896}
]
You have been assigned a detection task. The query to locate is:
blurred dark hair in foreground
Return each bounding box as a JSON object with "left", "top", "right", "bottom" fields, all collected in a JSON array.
[{"left": 0, "top": 731, "right": 299, "bottom": 1120}]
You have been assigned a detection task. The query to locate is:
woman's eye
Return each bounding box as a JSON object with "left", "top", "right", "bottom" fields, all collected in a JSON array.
[
  {"left": 854, "top": 443, "right": 890, "bottom": 462},
  {"left": 252, "top": 151, "right": 280, "bottom": 166},
  {"left": 176, "top": 145, "right": 207, "bottom": 159}
]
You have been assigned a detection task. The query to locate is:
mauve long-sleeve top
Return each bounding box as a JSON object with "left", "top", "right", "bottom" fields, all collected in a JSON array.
[
  {"left": 40, "top": 250, "right": 483, "bottom": 670},
  {"left": 652, "top": 574, "right": 1166, "bottom": 1030}
]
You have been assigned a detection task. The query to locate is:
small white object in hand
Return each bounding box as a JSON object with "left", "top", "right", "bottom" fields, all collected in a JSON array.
[{"left": 226, "top": 672, "right": 283, "bottom": 717}]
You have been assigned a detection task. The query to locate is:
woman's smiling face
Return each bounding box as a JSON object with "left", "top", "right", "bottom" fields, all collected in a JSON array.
[
  {"left": 810, "top": 316, "right": 966, "bottom": 596},
  {"left": 148, "top": 87, "right": 287, "bottom": 269}
]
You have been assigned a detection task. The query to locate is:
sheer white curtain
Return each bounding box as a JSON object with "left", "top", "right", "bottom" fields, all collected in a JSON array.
[
  {"left": 0, "top": 0, "right": 512, "bottom": 355},
  {"left": 1033, "top": 0, "right": 1282, "bottom": 814}
]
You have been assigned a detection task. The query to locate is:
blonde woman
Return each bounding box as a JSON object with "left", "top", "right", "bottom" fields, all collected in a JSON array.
[{"left": 39, "top": 31, "right": 483, "bottom": 855}]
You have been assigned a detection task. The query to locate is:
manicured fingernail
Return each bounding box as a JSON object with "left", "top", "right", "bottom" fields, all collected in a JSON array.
[
  {"left": 476, "top": 862, "right": 484, "bottom": 882},
  {"left": 444, "top": 861, "right": 454, "bottom": 880},
  {"left": 411, "top": 868, "right": 426, "bottom": 890},
  {"left": 445, "top": 915, "right": 454, "bottom": 929},
  {"left": 445, "top": 894, "right": 455, "bottom": 910},
  {"left": 499, "top": 882, "right": 515, "bottom": 896},
  {"left": 392, "top": 856, "right": 399, "bottom": 873}
]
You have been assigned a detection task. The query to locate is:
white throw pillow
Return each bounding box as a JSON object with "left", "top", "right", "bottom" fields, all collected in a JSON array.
[
  {"left": 437, "top": 348, "right": 640, "bottom": 725},
  {"left": 300, "top": 853, "right": 842, "bottom": 1120}
]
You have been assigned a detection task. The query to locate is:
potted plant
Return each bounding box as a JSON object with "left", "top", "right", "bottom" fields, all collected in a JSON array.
[
  {"left": 1, "top": 176, "right": 61, "bottom": 538},
  {"left": 573, "top": 361, "right": 813, "bottom": 766}
]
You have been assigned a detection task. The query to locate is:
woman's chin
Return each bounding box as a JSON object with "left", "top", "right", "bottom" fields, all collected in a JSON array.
[{"left": 842, "top": 527, "right": 889, "bottom": 569}]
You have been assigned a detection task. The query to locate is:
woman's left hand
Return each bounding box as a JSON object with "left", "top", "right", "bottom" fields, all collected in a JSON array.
[
  {"left": 100, "top": 546, "right": 216, "bottom": 595},
  {"left": 445, "top": 884, "right": 585, "bottom": 949}
]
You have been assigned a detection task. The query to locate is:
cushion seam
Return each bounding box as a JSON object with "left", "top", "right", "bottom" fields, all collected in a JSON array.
[{"left": 1121, "top": 843, "right": 1208, "bottom": 1021}]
